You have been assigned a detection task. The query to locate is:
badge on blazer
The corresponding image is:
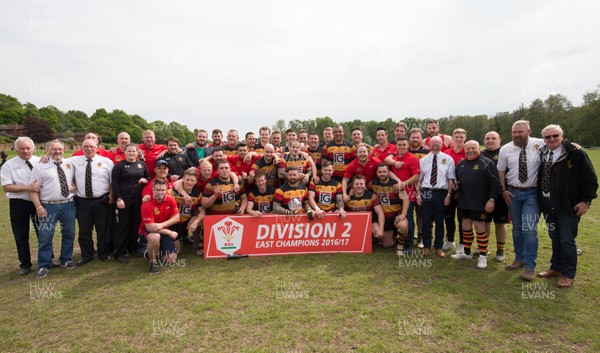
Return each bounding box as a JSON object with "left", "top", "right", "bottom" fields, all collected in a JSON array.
[
  {"left": 533, "top": 144, "right": 541, "bottom": 151},
  {"left": 177, "top": 157, "right": 183, "bottom": 162},
  {"left": 65, "top": 163, "right": 71, "bottom": 170},
  {"left": 441, "top": 159, "right": 447, "bottom": 165},
  {"left": 97, "top": 162, "right": 102, "bottom": 167},
  {"left": 473, "top": 165, "right": 479, "bottom": 170},
  {"left": 138, "top": 164, "right": 143, "bottom": 168}
]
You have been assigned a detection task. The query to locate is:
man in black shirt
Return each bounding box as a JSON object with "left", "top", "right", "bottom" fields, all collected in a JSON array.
[
  {"left": 481, "top": 131, "right": 508, "bottom": 262},
  {"left": 452, "top": 140, "right": 501, "bottom": 269},
  {"left": 159, "top": 137, "right": 194, "bottom": 182}
]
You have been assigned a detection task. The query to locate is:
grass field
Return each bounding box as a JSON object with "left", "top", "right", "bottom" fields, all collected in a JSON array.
[{"left": 0, "top": 150, "right": 599, "bottom": 352}]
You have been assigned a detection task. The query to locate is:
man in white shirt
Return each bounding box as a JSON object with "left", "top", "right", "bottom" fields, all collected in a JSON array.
[
  {"left": 1, "top": 137, "right": 41, "bottom": 275},
  {"left": 30, "top": 139, "right": 77, "bottom": 279},
  {"left": 72, "top": 139, "right": 114, "bottom": 265},
  {"left": 416, "top": 136, "right": 456, "bottom": 257},
  {"left": 497, "top": 120, "right": 544, "bottom": 281}
]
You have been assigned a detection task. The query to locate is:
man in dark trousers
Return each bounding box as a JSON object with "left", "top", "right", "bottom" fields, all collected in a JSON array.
[{"left": 536, "top": 124, "right": 598, "bottom": 288}]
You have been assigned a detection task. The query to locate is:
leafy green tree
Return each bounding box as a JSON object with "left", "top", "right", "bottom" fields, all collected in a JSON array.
[
  {"left": 38, "top": 105, "right": 63, "bottom": 129},
  {"left": 0, "top": 94, "right": 25, "bottom": 124}
]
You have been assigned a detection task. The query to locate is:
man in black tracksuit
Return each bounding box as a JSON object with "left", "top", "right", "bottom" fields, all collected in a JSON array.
[
  {"left": 536, "top": 124, "right": 598, "bottom": 288},
  {"left": 453, "top": 140, "right": 501, "bottom": 269}
]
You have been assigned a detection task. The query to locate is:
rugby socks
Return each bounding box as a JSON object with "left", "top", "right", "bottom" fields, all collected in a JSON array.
[
  {"left": 396, "top": 233, "right": 407, "bottom": 250},
  {"left": 496, "top": 241, "right": 505, "bottom": 253},
  {"left": 462, "top": 229, "right": 474, "bottom": 255},
  {"left": 476, "top": 232, "right": 488, "bottom": 256}
]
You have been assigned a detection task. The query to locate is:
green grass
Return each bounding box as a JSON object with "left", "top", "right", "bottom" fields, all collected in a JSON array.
[{"left": 1, "top": 151, "right": 599, "bottom": 352}]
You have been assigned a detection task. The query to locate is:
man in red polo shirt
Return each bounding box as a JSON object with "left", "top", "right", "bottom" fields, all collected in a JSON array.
[
  {"left": 342, "top": 144, "right": 402, "bottom": 202},
  {"left": 139, "top": 179, "right": 180, "bottom": 275},
  {"left": 138, "top": 130, "right": 167, "bottom": 179},
  {"left": 385, "top": 136, "right": 421, "bottom": 252},
  {"left": 370, "top": 127, "right": 397, "bottom": 162}
]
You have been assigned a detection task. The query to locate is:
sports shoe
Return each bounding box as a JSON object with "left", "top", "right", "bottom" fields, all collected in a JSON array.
[
  {"left": 450, "top": 252, "right": 472, "bottom": 260},
  {"left": 455, "top": 243, "right": 464, "bottom": 254},
  {"left": 442, "top": 241, "right": 456, "bottom": 252},
  {"left": 149, "top": 261, "right": 160, "bottom": 275},
  {"left": 477, "top": 255, "right": 487, "bottom": 269},
  {"left": 416, "top": 240, "right": 424, "bottom": 249},
  {"left": 494, "top": 251, "right": 505, "bottom": 262},
  {"left": 36, "top": 268, "right": 49, "bottom": 279},
  {"left": 61, "top": 261, "right": 77, "bottom": 269},
  {"left": 576, "top": 248, "right": 583, "bottom": 256}
]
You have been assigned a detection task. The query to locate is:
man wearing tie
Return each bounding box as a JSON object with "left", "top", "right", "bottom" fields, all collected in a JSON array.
[
  {"left": 536, "top": 124, "right": 597, "bottom": 288},
  {"left": 30, "top": 140, "right": 77, "bottom": 279},
  {"left": 1, "top": 137, "right": 41, "bottom": 275},
  {"left": 72, "top": 139, "right": 114, "bottom": 265},
  {"left": 497, "top": 120, "right": 544, "bottom": 281},
  {"left": 416, "top": 136, "right": 456, "bottom": 257}
]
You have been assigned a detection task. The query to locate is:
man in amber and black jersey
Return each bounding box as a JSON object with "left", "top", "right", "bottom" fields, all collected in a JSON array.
[
  {"left": 168, "top": 168, "right": 204, "bottom": 249},
  {"left": 307, "top": 132, "right": 322, "bottom": 177},
  {"left": 308, "top": 161, "right": 345, "bottom": 219},
  {"left": 273, "top": 168, "right": 311, "bottom": 215},
  {"left": 202, "top": 161, "right": 246, "bottom": 215},
  {"left": 321, "top": 124, "right": 354, "bottom": 182},
  {"left": 278, "top": 140, "right": 317, "bottom": 186},
  {"left": 369, "top": 164, "right": 409, "bottom": 252},
  {"left": 248, "top": 144, "right": 279, "bottom": 188},
  {"left": 344, "top": 175, "right": 386, "bottom": 241},
  {"left": 246, "top": 170, "right": 276, "bottom": 217}
]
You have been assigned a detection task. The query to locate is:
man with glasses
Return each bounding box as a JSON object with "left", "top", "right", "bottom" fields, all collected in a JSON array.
[{"left": 536, "top": 124, "right": 597, "bottom": 288}]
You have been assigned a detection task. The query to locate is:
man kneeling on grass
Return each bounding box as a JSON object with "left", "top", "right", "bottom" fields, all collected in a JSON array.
[{"left": 139, "top": 179, "right": 180, "bottom": 274}]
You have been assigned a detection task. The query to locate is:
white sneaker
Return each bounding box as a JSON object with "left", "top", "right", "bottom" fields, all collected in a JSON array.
[
  {"left": 455, "top": 243, "right": 464, "bottom": 254},
  {"left": 442, "top": 241, "right": 456, "bottom": 252},
  {"left": 450, "top": 252, "right": 472, "bottom": 260},
  {"left": 417, "top": 240, "right": 424, "bottom": 249},
  {"left": 494, "top": 251, "right": 505, "bottom": 262},
  {"left": 477, "top": 255, "right": 488, "bottom": 269}
]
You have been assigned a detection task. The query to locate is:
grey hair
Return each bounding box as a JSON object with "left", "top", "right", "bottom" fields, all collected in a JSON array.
[{"left": 14, "top": 136, "right": 35, "bottom": 151}]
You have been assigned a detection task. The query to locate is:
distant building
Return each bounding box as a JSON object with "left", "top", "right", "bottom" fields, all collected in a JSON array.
[{"left": 0, "top": 124, "right": 26, "bottom": 139}]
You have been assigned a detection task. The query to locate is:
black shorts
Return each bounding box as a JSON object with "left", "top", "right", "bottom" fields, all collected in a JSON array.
[
  {"left": 485, "top": 198, "right": 509, "bottom": 224},
  {"left": 383, "top": 216, "right": 399, "bottom": 235},
  {"left": 458, "top": 209, "right": 487, "bottom": 222}
]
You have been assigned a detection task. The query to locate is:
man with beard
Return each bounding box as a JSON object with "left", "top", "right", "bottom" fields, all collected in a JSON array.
[
  {"left": 385, "top": 137, "right": 421, "bottom": 253},
  {"left": 497, "top": 120, "right": 544, "bottom": 281},
  {"left": 308, "top": 161, "right": 346, "bottom": 220},
  {"left": 210, "top": 129, "right": 224, "bottom": 148},
  {"left": 139, "top": 179, "right": 180, "bottom": 275},
  {"left": 307, "top": 132, "right": 323, "bottom": 177},
  {"left": 407, "top": 128, "right": 429, "bottom": 248},
  {"left": 422, "top": 118, "right": 452, "bottom": 151},
  {"left": 246, "top": 170, "right": 276, "bottom": 217},
  {"left": 451, "top": 140, "right": 501, "bottom": 269},
  {"left": 278, "top": 140, "right": 317, "bottom": 186},
  {"left": 186, "top": 129, "right": 213, "bottom": 167},
  {"left": 273, "top": 168, "right": 312, "bottom": 215},
  {"left": 369, "top": 164, "right": 409, "bottom": 252},
  {"left": 481, "top": 131, "right": 509, "bottom": 262},
  {"left": 158, "top": 137, "right": 194, "bottom": 182},
  {"left": 202, "top": 161, "right": 247, "bottom": 215},
  {"left": 344, "top": 175, "right": 386, "bottom": 242},
  {"left": 321, "top": 124, "right": 355, "bottom": 182},
  {"left": 249, "top": 144, "right": 279, "bottom": 188}
]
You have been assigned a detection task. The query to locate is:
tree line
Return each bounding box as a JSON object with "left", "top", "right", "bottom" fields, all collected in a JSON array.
[{"left": 1, "top": 84, "right": 599, "bottom": 145}]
